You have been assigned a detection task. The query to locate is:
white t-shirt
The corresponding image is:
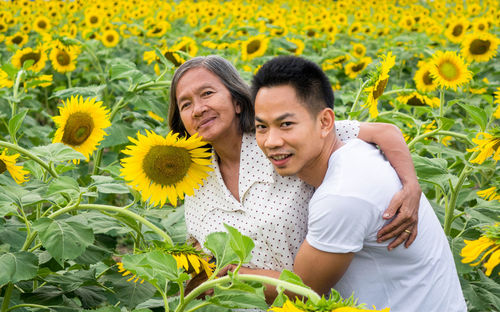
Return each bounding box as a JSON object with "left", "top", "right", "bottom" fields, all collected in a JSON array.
[
  {"left": 184, "top": 120, "right": 360, "bottom": 271},
  {"left": 306, "top": 139, "right": 466, "bottom": 312}
]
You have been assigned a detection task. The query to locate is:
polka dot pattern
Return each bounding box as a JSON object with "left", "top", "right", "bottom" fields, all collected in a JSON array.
[{"left": 184, "top": 120, "right": 360, "bottom": 271}]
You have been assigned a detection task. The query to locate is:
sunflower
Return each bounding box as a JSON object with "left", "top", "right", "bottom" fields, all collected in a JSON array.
[
  {"left": 467, "top": 130, "right": 500, "bottom": 164},
  {"left": 323, "top": 55, "right": 350, "bottom": 71},
  {"left": 351, "top": 43, "right": 366, "bottom": 58},
  {"left": 494, "top": 87, "right": 500, "bottom": 119},
  {"left": 472, "top": 17, "right": 490, "bottom": 32},
  {"left": 117, "top": 262, "right": 145, "bottom": 284},
  {"left": 362, "top": 52, "right": 396, "bottom": 118},
  {"left": 163, "top": 49, "right": 185, "bottom": 67},
  {"left": 414, "top": 62, "right": 438, "bottom": 92},
  {"left": 269, "top": 296, "right": 389, "bottom": 312},
  {"left": 6, "top": 32, "right": 28, "bottom": 48},
  {"left": 429, "top": 51, "right": 472, "bottom": 90},
  {"left": 50, "top": 47, "right": 78, "bottom": 73},
  {"left": 461, "top": 224, "right": 500, "bottom": 276},
  {"left": 173, "top": 36, "right": 198, "bottom": 57},
  {"left": 344, "top": 57, "right": 372, "bottom": 79},
  {"left": 120, "top": 130, "right": 213, "bottom": 207},
  {"left": 146, "top": 20, "right": 171, "bottom": 37},
  {"left": 52, "top": 96, "right": 111, "bottom": 161},
  {"left": 347, "top": 22, "right": 362, "bottom": 36},
  {"left": 397, "top": 92, "right": 440, "bottom": 108},
  {"left": 0, "top": 21, "right": 7, "bottom": 33},
  {"left": 444, "top": 17, "right": 469, "bottom": 43},
  {"left": 147, "top": 111, "right": 164, "bottom": 122},
  {"left": 286, "top": 38, "right": 305, "bottom": 55},
  {"left": 100, "top": 29, "right": 120, "bottom": 48},
  {"left": 241, "top": 35, "right": 269, "bottom": 61},
  {"left": 169, "top": 246, "right": 215, "bottom": 277},
  {"left": 12, "top": 47, "right": 47, "bottom": 72},
  {"left": 461, "top": 32, "right": 499, "bottom": 63},
  {"left": 0, "top": 149, "right": 29, "bottom": 184},
  {"left": 0, "top": 69, "right": 13, "bottom": 88},
  {"left": 33, "top": 16, "right": 51, "bottom": 33},
  {"left": 477, "top": 187, "right": 500, "bottom": 201},
  {"left": 85, "top": 10, "right": 102, "bottom": 28}
]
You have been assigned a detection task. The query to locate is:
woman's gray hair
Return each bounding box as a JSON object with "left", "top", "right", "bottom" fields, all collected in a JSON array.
[{"left": 168, "top": 55, "right": 254, "bottom": 136}]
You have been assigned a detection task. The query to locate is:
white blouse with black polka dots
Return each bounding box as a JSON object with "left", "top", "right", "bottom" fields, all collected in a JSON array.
[{"left": 184, "top": 120, "right": 360, "bottom": 271}]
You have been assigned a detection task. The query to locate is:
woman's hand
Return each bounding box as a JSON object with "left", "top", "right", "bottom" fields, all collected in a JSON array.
[{"left": 377, "top": 182, "right": 422, "bottom": 250}]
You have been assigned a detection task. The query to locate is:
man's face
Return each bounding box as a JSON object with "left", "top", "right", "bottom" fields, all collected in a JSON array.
[{"left": 255, "top": 84, "right": 323, "bottom": 177}]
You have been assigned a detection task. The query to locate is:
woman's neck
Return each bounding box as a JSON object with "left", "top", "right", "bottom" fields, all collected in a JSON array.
[{"left": 211, "top": 131, "right": 243, "bottom": 166}]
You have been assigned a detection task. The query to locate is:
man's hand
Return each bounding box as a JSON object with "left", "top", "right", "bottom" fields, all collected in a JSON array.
[{"left": 377, "top": 183, "right": 421, "bottom": 250}]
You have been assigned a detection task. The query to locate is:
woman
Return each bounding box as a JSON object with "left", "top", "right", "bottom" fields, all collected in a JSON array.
[{"left": 168, "top": 55, "right": 421, "bottom": 273}]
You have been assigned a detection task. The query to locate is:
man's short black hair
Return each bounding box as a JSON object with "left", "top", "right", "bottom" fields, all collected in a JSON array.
[{"left": 251, "top": 56, "right": 334, "bottom": 115}]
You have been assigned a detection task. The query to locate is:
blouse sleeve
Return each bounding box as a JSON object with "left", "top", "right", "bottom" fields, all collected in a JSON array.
[{"left": 335, "top": 119, "right": 360, "bottom": 142}]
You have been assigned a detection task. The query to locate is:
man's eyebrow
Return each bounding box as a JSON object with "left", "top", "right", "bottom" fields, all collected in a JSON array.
[{"left": 255, "top": 113, "right": 295, "bottom": 123}]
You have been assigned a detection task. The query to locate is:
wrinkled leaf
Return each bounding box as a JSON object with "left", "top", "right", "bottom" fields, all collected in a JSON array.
[
  {"left": 31, "top": 143, "right": 86, "bottom": 163},
  {"left": 459, "top": 104, "right": 488, "bottom": 132},
  {"left": 50, "top": 85, "right": 106, "bottom": 99},
  {"left": 204, "top": 232, "right": 239, "bottom": 270},
  {"left": 224, "top": 224, "right": 254, "bottom": 263},
  {"left": 0, "top": 251, "right": 39, "bottom": 284}
]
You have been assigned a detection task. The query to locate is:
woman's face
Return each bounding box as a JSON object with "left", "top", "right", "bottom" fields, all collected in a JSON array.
[{"left": 176, "top": 67, "right": 241, "bottom": 143}]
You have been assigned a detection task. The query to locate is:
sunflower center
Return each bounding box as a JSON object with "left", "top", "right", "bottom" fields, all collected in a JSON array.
[
  {"left": 407, "top": 95, "right": 424, "bottom": 106},
  {"left": 372, "top": 78, "right": 388, "bottom": 99},
  {"left": 478, "top": 24, "right": 485, "bottom": 31},
  {"left": 62, "top": 112, "right": 94, "bottom": 146},
  {"left": 152, "top": 26, "right": 162, "bottom": 34},
  {"left": 106, "top": 34, "right": 115, "bottom": 42},
  {"left": 12, "top": 36, "right": 23, "bottom": 45},
  {"left": 469, "top": 39, "right": 490, "bottom": 55},
  {"left": 352, "top": 62, "right": 365, "bottom": 72},
  {"left": 0, "top": 159, "right": 6, "bottom": 174},
  {"left": 452, "top": 25, "right": 463, "bottom": 37},
  {"left": 423, "top": 70, "right": 434, "bottom": 85},
  {"left": 306, "top": 29, "right": 316, "bottom": 37},
  {"left": 20, "top": 51, "right": 41, "bottom": 66},
  {"left": 246, "top": 40, "right": 261, "bottom": 54},
  {"left": 164, "top": 51, "right": 182, "bottom": 66},
  {"left": 90, "top": 16, "right": 98, "bottom": 24},
  {"left": 438, "top": 62, "right": 459, "bottom": 81},
  {"left": 142, "top": 145, "right": 192, "bottom": 186},
  {"left": 56, "top": 51, "right": 70, "bottom": 66},
  {"left": 493, "top": 138, "right": 500, "bottom": 150},
  {"left": 355, "top": 47, "right": 363, "bottom": 55},
  {"left": 38, "top": 20, "right": 47, "bottom": 29}
]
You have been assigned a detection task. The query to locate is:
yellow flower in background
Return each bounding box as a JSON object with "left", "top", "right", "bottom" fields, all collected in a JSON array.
[
  {"left": 12, "top": 47, "right": 47, "bottom": 72},
  {"left": 494, "top": 88, "right": 500, "bottom": 119},
  {"left": 100, "top": 29, "right": 120, "bottom": 48},
  {"left": 344, "top": 56, "right": 372, "bottom": 79},
  {"left": 397, "top": 92, "right": 440, "bottom": 108},
  {"left": 171, "top": 252, "right": 214, "bottom": 277},
  {"left": 461, "top": 32, "right": 499, "bottom": 63},
  {"left": 50, "top": 46, "right": 78, "bottom": 73},
  {"left": 120, "top": 131, "right": 213, "bottom": 207},
  {"left": 174, "top": 36, "right": 198, "bottom": 57},
  {"left": 363, "top": 52, "right": 396, "bottom": 118},
  {"left": 444, "top": 17, "right": 469, "bottom": 43},
  {"left": 6, "top": 32, "right": 28, "bottom": 48},
  {"left": 0, "top": 149, "right": 29, "bottom": 184},
  {"left": 269, "top": 300, "right": 306, "bottom": 312},
  {"left": 33, "top": 16, "right": 51, "bottom": 33},
  {"left": 286, "top": 38, "right": 305, "bottom": 56},
  {"left": 471, "top": 17, "right": 490, "bottom": 33},
  {"left": 241, "top": 35, "right": 269, "bottom": 61},
  {"left": 477, "top": 187, "right": 500, "bottom": 201},
  {"left": 147, "top": 111, "right": 164, "bottom": 122},
  {"left": 467, "top": 131, "right": 500, "bottom": 164},
  {"left": 52, "top": 96, "right": 111, "bottom": 161},
  {"left": 461, "top": 224, "right": 500, "bottom": 276},
  {"left": 0, "top": 69, "right": 13, "bottom": 88},
  {"left": 323, "top": 55, "right": 350, "bottom": 71},
  {"left": 146, "top": 20, "right": 171, "bottom": 38},
  {"left": 429, "top": 51, "right": 472, "bottom": 90},
  {"left": 85, "top": 10, "right": 102, "bottom": 28},
  {"left": 352, "top": 43, "right": 366, "bottom": 58},
  {"left": 414, "top": 61, "right": 438, "bottom": 92}
]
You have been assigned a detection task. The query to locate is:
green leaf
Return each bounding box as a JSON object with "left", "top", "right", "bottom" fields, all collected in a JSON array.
[
  {"left": 85, "top": 211, "right": 133, "bottom": 236},
  {"left": 100, "top": 122, "right": 137, "bottom": 148},
  {"left": 43, "top": 268, "right": 97, "bottom": 292},
  {"left": 121, "top": 251, "right": 181, "bottom": 288},
  {"left": 279, "top": 269, "right": 309, "bottom": 288},
  {"left": 33, "top": 217, "right": 94, "bottom": 265},
  {"left": 204, "top": 232, "right": 239, "bottom": 270},
  {"left": 412, "top": 155, "right": 456, "bottom": 189},
  {"left": 8, "top": 109, "right": 28, "bottom": 139},
  {"left": 104, "top": 271, "right": 156, "bottom": 309},
  {"left": 160, "top": 207, "right": 187, "bottom": 245},
  {"left": 208, "top": 288, "right": 268, "bottom": 310},
  {"left": 0, "top": 251, "right": 39, "bottom": 284},
  {"left": 437, "top": 116, "right": 455, "bottom": 131},
  {"left": 109, "top": 59, "right": 150, "bottom": 84},
  {"left": 224, "top": 224, "right": 254, "bottom": 263},
  {"left": 459, "top": 103, "right": 488, "bottom": 132},
  {"left": 50, "top": 85, "right": 106, "bottom": 99},
  {"left": 0, "top": 184, "right": 44, "bottom": 207},
  {"left": 96, "top": 183, "right": 130, "bottom": 194},
  {"left": 31, "top": 143, "right": 86, "bottom": 163},
  {"left": 46, "top": 176, "right": 81, "bottom": 198}
]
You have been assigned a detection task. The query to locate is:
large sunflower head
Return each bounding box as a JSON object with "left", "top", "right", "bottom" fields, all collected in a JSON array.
[
  {"left": 52, "top": 95, "right": 111, "bottom": 161},
  {"left": 461, "top": 223, "right": 500, "bottom": 276},
  {"left": 120, "top": 131, "right": 213, "bottom": 207},
  {"left": 429, "top": 51, "right": 472, "bottom": 90},
  {"left": 414, "top": 61, "right": 438, "bottom": 92},
  {"left": 11, "top": 46, "right": 47, "bottom": 72},
  {"left": 467, "top": 130, "right": 500, "bottom": 164},
  {"left": 241, "top": 35, "right": 269, "bottom": 61},
  {"left": 0, "top": 149, "right": 29, "bottom": 184},
  {"left": 50, "top": 46, "right": 78, "bottom": 73},
  {"left": 461, "top": 32, "right": 499, "bottom": 63},
  {"left": 173, "top": 36, "right": 198, "bottom": 57}
]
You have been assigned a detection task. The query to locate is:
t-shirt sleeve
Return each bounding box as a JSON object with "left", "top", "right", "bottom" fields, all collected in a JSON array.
[
  {"left": 335, "top": 120, "right": 360, "bottom": 142},
  {"left": 306, "top": 194, "right": 378, "bottom": 253}
]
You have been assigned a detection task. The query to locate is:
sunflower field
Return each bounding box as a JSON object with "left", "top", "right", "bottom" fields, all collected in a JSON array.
[{"left": 0, "top": 0, "right": 499, "bottom": 311}]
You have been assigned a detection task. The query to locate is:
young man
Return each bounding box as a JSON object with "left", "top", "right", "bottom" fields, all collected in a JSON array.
[{"left": 251, "top": 56, "right": 466, "bottom": 311}]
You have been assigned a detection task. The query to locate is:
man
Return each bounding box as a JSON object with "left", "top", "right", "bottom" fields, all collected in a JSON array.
[{"left": 251, "top": 56, "right": 466, "bottom": 311}]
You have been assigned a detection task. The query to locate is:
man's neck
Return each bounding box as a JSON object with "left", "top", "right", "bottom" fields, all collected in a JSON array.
[{"left": 298, "top": 132, "right": 344, "bottom": 188}]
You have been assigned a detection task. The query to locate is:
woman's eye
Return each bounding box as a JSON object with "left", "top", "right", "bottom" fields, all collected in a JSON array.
[
  {"left": 180, "top": 102, "right": 191, "bottom": 110},
  {"left": 202, "top": 91, "right": 213, "bottom": 96}
]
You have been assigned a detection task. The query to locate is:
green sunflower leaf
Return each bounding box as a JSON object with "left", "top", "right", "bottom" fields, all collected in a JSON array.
[
  {"left": 459, "top": 103, "right": 488, "bottom": 132},
  {"left": 0, "top": 251, "right": 39, "bottom": 284}
]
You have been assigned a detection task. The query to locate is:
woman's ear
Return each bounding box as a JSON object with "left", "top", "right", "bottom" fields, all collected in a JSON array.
[
  {"left": 318, "top": 108, "right": 335, "bottom": 138},
  {"left": 234, "top": 99, "right": 241, "bottom": 114}
]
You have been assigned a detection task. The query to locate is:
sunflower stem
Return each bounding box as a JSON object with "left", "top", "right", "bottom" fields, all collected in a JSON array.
[
  {"left": 66, "top": 72, "right": 72, "bottom": 88},
  {"left": 135, "top": 81, "right": 171, "bottom": 92},
  {"left": 48, "top": 203, "right": 173, "bottom": 247},
  {"left": 1, "top": 283, "right": 14, "bottom": 312},
  {"left": 348, "top": 79, "right": 370, "bottom": 120},
  {"left": 6, "top": 304, "right": 50, "bottom": 312},
  {"left": 0, "top": 140, "right": 58, "bottom": 178},
  {"left": 11, "top": 70, "right": 25, "bottom": 116}
]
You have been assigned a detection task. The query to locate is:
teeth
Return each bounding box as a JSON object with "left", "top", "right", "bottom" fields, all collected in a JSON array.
[{"left": 272, "top": 155, "right": 288, "bottom": 160}]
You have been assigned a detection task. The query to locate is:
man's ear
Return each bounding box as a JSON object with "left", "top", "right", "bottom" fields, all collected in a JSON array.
[{"left": 318, "top": 108, "right": 335, "bottom": 138}]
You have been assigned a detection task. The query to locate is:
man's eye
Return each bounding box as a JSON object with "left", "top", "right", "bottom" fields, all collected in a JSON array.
[
  {"left": 255, "top": 124, "right": 266, "bottom": 130},
  {"left": 281, "top": 122, "right": 293, "bottom": 127}
]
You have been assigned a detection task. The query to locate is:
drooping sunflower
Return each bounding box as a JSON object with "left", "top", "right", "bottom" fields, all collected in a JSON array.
[
  {"left": 0, "top": 69, "right": 13, "bottom": 88},
  {"left": 351, "top": 43, "right": 366, "bottom": 58},
  {"left": 414, "top": 61, "right": 438, "bottom": 92},
  {"left": 429, "top": 51, "right": 472, "bottom": 90},
  {"left": 6, "top": 32, "right": 28, "bottom": 48},
  {"left": 50, "top": 47, "right": 78, "bottom": 73},
  {"left": 344, "top": 56, "right": 372, "bottom": 79},
  {"left": 461, "top": 32, "right": 499, "bottom": 63},
  {"left": 362, "top": 52, "right": 396, "bottom": 118},
  {"left": 162, "top": 49, "right": 185, "bottom": 67},
  {"left": 494, "top": 87, "right": 500, "bottom": 119},
  {"left": 397, "top": 92, "right": 440, "bottom": 108},
  {"left": 323, "top": 55, "right": 350, "bottom": 71},
  {"left": 173, "top": 36, "right": 198, "bottom": 57},
  {"left": 12, "top": 47, "right": 47, "bottom": 72},
  {"left": 285, "top": 38, "right": 305, "bottom": 56},
  {"left": 477, "top": 187, "right": 500, "bottom": 202},
  {"left": 461, "top": 224, "right": 500, "bottom": 276},
  {"left": 0, "top": 149, "right": 29, "bottom": 184},
  {"left": 444, "top": 17, "right": 469, "bottom": 43},
  {"left": 33, "top": 16, "right": 51, "bottom": 33},
  {"left": 100, "top": 29, "right": 120, "bottom": 48},
  {"left": 117, "top": 262, "right": 145, "bottom": 284},
  {"left": 169, "top": 245, "right": 215, "bottom": 277},
  {"left": 146, "top": 20, "right": 171, "bottom": 38},
  {"left": 52, "top": 96, "right": 111, "bottom": 161},
  {"left": 120, "top": 130, "right": 213, "bottom": 207},
  {"left": 241, "top": 35, "right": 269, "bottom": 61},
  {"left": 467, "top": 130, "right": 500, "bottom": 164}
]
